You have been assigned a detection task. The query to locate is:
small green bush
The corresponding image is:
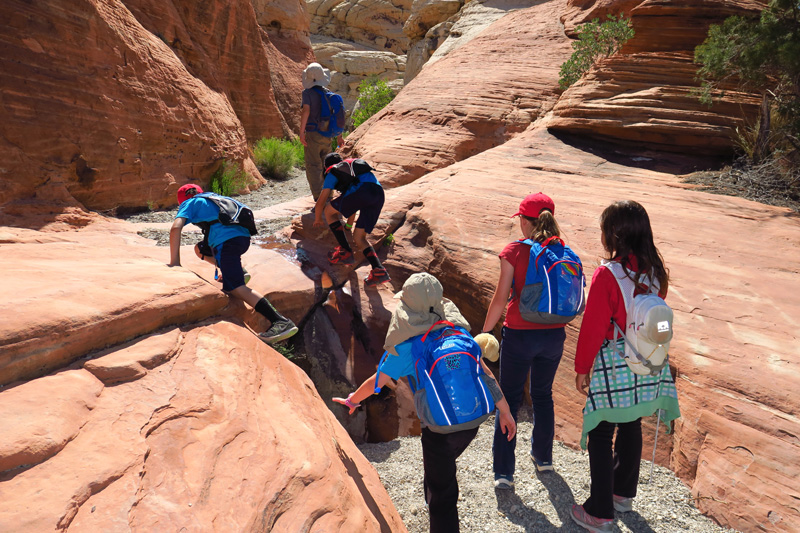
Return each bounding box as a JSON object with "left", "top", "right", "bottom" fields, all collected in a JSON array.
[
  {"left": 558, "top": 15, "right": 635, "bottom": 90},
  {"left": 352, "top": 77, "right": 396, "bottom": 130},
  {"left": 210, "top": 160, "right": 249, "bottom": 196},
  {"left": 253, "top": 137, "right": 304, "bottom": 179}
]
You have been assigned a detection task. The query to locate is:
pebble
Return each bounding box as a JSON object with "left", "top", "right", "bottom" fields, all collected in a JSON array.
[{"left": 358, "top": 414, "right": 739, "bottom": 533}]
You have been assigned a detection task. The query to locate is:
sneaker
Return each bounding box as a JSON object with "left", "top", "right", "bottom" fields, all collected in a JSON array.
[
  {"left": 570, "top": 505, "right": 614, "bottom": 533},
  {"left": 259, "top": 318, "right": 298, "bottom": 344},
  {"left": 493, "top": 476, "right": 514, "bottom": 490},
  {"left": 613, "top": 495, "right": 633, "bottom": 513},
  {"left": 243, "top": 267, "right": 251, "bottom": 285},
  {"left": 530, "top": 453, "right": 554, "bottom": 472},
  {"left": 327, "top": 246, "right": 354, "bottom": 265},
  {"left": 364, "top": 267, "right": 391, "bottom": 287}
]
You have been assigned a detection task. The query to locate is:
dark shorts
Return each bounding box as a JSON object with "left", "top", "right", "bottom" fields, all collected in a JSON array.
[
  {"left": 215, "top": 236, "right": 250, "bottom": 292},
  {"left": 330, "top": 183, "right": 385, "bottom": 233}
]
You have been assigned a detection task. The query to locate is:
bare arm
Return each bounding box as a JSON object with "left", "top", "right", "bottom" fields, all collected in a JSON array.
[
  {"left": 480, "top": 358, "right": 516, "bottom": 440},
  {"left": 333, "top": 371, "right": 393, "bottom": 415},
  {"left": 299, "top": 104, "right": 310, "bottom": 146},
  {"left": 314, "top": 188, "right": 332, "bottom": 227},
  {"left": 168, "top": 218, "right": 187, "bottom": 266},
  {"left": 481, "top": 258, "right": 515, "bottom": 333}
]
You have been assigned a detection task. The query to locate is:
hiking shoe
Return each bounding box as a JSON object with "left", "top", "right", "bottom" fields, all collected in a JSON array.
[
  {"left": 531, "top": 454, "right": 554, "bottom": 472},
  {"left": 364, "top": 267, "right": 391, "bottom": 287},
  {"left": 613, "top": 495, "right": 633, "bottom": 513},
  {"left": 570, "top": 505, "right": 614, "bottom": 532},
  {"left": 493, "top": 476, "right": 514, "bottom": 490},
  {"left": 327, "top": 246, "right": 354, "bottom": 265},
  {"left": 259, "top": 319, "right": 298, "bottom": 344}
]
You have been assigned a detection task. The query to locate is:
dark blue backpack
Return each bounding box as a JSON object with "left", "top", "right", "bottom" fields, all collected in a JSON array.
[
  {"left": 377, "top": 321, "right": 495, "bottom": 432},
  {"left": 313, "top": 86, "right": 345, "bottom": 137},
  {"left": 517, "top": 237, "right": 585, "bottom": 324}
]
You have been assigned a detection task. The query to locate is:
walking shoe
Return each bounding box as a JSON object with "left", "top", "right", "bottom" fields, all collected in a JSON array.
[
  {"left": 493, "top": 475, "right": 514, "bottom": 490},
  {"left": 530, "top": 452, "right": 554, "bottom": 472},
  {"left": 259, "top": 318, "right": 298, "bottom": 344},
  {"left": 570, "top": 505, "right": 614, "bottom": 532},
  {"left": 327, "top": 246, "right": 354, "bottom": 265},
  {"left": 364, "top": 267, "right": 391, "bottom": 287},
  {"left": 613, "top": 495, "right": 633, "bottom": 513}
]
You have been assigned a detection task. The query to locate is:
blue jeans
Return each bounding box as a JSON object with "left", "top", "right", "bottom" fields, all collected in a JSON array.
[{"left": 493, "top": 326, "right": 566, "bottom": 478}]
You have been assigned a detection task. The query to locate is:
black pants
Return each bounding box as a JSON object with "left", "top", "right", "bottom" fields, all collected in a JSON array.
[
  {"left": 583, "top": 419, "right": 642, "bottom": 519},
  {"left": 421, "top": 426, "right": 480, "bottom": 533}
]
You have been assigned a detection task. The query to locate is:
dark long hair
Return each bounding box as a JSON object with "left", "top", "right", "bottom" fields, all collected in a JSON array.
[
  {"left": 600, "top": 200, "right": 669, "bottom": 292},
  {"left": 522, "top": 210, "right": 561, "bottom": 243}
]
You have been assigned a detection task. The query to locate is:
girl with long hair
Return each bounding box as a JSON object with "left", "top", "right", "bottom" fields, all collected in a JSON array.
[
  {"left": 571, "top": 200, "right": 680, "bottom": 532},
  {"left": 481, "top": 192, "right": 570, "bottom": 488}
]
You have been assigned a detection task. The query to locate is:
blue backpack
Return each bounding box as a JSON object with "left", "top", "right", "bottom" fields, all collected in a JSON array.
[
  {"left": 313, "top": 86, "right": 345, "bottom": 137},
  {"left": 376, "top": 321, "right": 495, "bottom": 433},
  {"left": 516, "top": 237, "right": 585, "bottom": 324}
]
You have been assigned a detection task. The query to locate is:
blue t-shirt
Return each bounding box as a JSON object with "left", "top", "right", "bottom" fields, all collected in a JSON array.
[
  {"left": 376, "top": 337, "right": 417, "bottom": 381},
  {"left": 175, "top": 196, "right": 250, "bottom": 250},
  {"left": 322, "top": 171, "right": 380, "bottom": 197}
]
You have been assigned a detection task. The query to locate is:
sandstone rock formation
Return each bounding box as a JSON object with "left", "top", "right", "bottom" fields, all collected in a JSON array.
[
  {"left": 0, "top": 0, "right": 309, "bottom": 213},
  {"left": 548, "top": 0, "right": 768, "bottom": 155},
  {"left": 344, "top": 0, "right": 574, "bottom": 186},
  {"left": 307, "top": 0, "right": 413, "bottom": 54},
  {"left": 0, "top": 219, "right": 405, "bottom": 532}
]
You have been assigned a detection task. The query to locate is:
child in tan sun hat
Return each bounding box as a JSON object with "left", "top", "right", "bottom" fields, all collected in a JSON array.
[{"left": 333, "top": 272, "right": 515, "bottom": 533}]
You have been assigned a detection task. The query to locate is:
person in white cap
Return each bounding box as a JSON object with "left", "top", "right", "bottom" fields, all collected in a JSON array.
[
  {"left": 300, "top": 62, "right": 344, "bottom": 200},
  {"left": 571, "top": 200, "right": 680, "bottom": 532}
]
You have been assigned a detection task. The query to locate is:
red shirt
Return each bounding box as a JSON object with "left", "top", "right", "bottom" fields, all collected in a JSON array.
[
  {"left": 500, "top": 240, "right": 567, "bottom": 330},
  {"left": 574, "top": 256, "right": 668, "bottom": 374}
]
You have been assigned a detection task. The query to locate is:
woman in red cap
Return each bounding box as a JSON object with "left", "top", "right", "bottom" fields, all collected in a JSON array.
[{"left": 480, "top": 192, "right": 569, "bottom": 489}]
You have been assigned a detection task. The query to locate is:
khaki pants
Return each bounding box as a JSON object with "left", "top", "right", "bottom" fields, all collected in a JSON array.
[{"left": 304, "top": 131, "right": 331, "bottom": 200}]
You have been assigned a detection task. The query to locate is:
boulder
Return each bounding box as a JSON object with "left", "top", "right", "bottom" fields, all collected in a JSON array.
[
  {"left": 0, "top": 322, "right": 405, "bottom": 532},
  {"left": 307, "top": 0, "right": 412, "bottom": 54}
]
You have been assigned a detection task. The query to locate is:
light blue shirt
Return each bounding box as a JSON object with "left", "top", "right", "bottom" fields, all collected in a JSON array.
[
  {"left": 376, "top": 337, "right": 417, "bottom": 380},
  {"left": 175, "top": 196, "right": 250, "bottom": 250}
]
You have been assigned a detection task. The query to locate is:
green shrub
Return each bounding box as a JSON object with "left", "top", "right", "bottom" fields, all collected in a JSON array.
[
  {"left": 253, "top": 137, "right": 304, "bottom": 179},
  {"left": 352, "top": 77, "right": 396, "bottom": 130},
  {"left": 694, "top": 0, "right": 800, "bottom": 162},
  {"left": 558, "top": 15, "right": 635, "bottom": 90},
  {"left": 210, "top": 160, "right": 249, "bottom": 196}
]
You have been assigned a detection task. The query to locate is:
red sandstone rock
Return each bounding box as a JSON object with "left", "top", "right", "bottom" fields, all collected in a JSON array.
[
  {"left": 549, "top": 0, "right": 767, "bottom": 155},
  {"left": 343, "top": 0, "right": 574, "bottom": 187},
  {"left": 0, "top": 323, "right": 405, "bottom": 532},
  {"left": 0, "top": 0, "right": 309, "bottom": 213}
]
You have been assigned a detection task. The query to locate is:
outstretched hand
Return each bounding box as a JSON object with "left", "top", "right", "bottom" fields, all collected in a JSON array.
[
  {"left": 498, "top": 410, "right": 516, "bottom": 441},
  {"left": 332, "top": 394, "right": 360, "bottom": 415}
]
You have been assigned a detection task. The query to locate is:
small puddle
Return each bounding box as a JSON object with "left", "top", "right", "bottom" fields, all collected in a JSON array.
[{"left": 255, "top": 234, "right": 300, "bottom": 265}]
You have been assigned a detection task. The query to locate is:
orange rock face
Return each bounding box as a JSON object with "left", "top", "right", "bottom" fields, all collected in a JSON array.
[
  {"left": 548, "top": 0, "right": 767, "bottom": 155},
  {"left": 0, "top": 0, "right": 301, "bottom": 213},
  {"left": 0, "top": 322, "right": 405, "bottom": 532}
]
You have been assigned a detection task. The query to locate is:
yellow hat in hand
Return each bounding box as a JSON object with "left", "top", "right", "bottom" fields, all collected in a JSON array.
[{"left": 474, "top": 333, "right": 499, "bottom": 362}]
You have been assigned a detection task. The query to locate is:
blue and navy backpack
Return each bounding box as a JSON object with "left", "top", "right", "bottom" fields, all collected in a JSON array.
[
  {"left": 516, "top": 236, "right": 585, "bottom": 324},
  {"left": 313, "top": 86, "right": 345, "bottom": 138},
  {"left": 378, "top": 320, "right": 495, "bottom": 433}
]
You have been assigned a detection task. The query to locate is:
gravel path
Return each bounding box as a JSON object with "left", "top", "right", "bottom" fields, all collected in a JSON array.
[
  {"left": 358, "top": 412, "right": 737, "bottom": 533},
  {"left": 122, "top": 168, "right": 310, "bottom": 246}
]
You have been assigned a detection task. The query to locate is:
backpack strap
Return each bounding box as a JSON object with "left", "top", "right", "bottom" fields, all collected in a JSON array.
[
  {"left": 421, "top": 320, "right": 455, "bottom": 342},
  {"left": 374, "top": 351, "right": 391, "bottom": 394}
]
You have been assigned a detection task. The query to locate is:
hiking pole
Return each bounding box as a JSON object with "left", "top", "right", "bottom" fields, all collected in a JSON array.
[{"left": 648, "top": 409, "right": 662, "bottom": 484}]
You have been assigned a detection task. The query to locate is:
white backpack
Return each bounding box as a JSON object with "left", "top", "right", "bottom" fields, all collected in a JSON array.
[{"left": 605, "top": 261, "right": 673, "bottom": 376}]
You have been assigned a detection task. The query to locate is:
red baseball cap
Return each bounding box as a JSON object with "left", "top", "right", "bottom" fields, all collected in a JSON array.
[
  {"left": 177, "top": 184, "right": 203, "bottom": 204},
  {"left": 511, "top": 192, "right": 555, "bottom": 218}
]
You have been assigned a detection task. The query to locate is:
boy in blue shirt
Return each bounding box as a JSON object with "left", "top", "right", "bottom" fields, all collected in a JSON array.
[
  {"left": 168, "top": 184, "right": 297, "bottom": 343},
  {"left": 313, "top": 153, "right": 390, "bottom": 286}
]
